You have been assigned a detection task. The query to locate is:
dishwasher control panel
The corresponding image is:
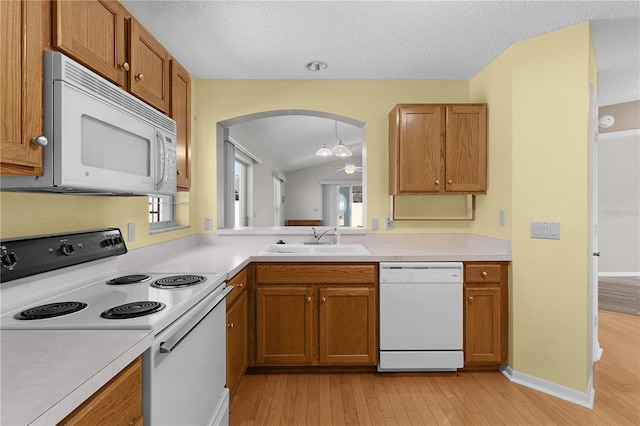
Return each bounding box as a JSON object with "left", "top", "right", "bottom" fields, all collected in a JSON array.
[{"left": 379, "top": 262, "right": 463, "bottom": 283}]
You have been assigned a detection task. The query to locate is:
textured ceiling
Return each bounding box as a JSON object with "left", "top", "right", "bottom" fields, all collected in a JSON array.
[
  {"left": 123, "top": 0, "right": 639, "bottom": 106},
  {"left": 122, "top": 1, "right": 639, "bottom": 172}
]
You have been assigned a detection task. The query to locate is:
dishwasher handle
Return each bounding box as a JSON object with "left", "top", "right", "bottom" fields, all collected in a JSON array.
[{"left": 159, "top": 285, "right": 234, "bottom": 353}]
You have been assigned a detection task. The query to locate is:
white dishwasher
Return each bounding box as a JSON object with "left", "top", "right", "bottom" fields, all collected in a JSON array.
[{"left": 378, "top": 262, "right": 464, "bottom": 372}]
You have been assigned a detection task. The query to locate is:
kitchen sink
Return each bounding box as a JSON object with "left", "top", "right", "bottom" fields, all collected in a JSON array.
[{"left": 260, "top": 243, "right": 371, "bottom": 255}]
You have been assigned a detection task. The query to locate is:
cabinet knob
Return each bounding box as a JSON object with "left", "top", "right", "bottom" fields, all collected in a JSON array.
[
  {"left": 306, "top": 296, "right": 312, "bottom": 302},
  {"left": 177, "top": 170, "right": 183, "bottom": 176},
  {"left": 31, "top": 135, "right": 48, "bottom": 147},
  {"left": 321, "top": 297, "right": 327, "bottom": 303},
  {"left": 136, "top": 73, "right": 144, "bottom": 82},
  {"left": 468, "top": 296, "right": 473, "bottom": 302},
  {"left": 447, "top": 179, "right": 453, "bottom": 185},
  {"left": 120, "top": 62, "right": 130, "bottom": 71},
  {"left": 227, "top": 322, "right": 234, "bottom": 329},
  {"left": 434, "top": 180, "right": 440, "bottom": 185},
  {"left": 238, "top": 282, "right": 244, "bottom": 288},
  {"left": 482, "top": 271, "right": 488, "bottom": 277}
]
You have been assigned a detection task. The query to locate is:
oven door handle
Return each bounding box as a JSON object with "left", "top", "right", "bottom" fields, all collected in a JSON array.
[{"left": 159, "top": 285, "right": 234, "bottom": 354}]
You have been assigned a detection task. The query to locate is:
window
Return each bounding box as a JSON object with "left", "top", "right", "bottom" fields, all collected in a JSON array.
[{"left": 149, "top": 195, "right": 176, "bottom": 231}]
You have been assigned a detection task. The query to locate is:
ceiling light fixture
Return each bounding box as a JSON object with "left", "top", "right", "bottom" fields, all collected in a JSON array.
[
  {"left": 315, "top": 120, "right": 353, "bottom": 157},
  {"left": 331, "top": 121, "right": 352, "bottom": 157},
  {"left": 315, "top": 143, "right": 333, "bottom": 156},
  {"left": 305, "top": 60, "right": 328, "bottom": 72}
]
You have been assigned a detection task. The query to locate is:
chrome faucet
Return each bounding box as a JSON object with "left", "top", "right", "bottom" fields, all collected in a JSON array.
[{"left": 311, "top": 227, "right": 338, "bottom": 244}]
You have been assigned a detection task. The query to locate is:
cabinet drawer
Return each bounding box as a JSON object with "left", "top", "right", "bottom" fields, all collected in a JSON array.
[
  {"left": 465, "top": 265, "right": 502, "bottom": 283},
  {"left": 256, "top": 263, "right": 376, "bottom": 284},
  {"left": 226, "top": 268, "right": 247, "bottom": 307}
]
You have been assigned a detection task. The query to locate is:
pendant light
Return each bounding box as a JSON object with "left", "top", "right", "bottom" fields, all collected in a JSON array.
[
  {"left": 315, "top": 143, "right": 333, "bottom": 156},
  {"left": 330, "top": 121, "right": 352, "bottom": 157}
]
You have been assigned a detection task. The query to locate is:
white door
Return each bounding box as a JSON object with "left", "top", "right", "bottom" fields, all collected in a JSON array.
[{"left": 589, "top": 84, "right": 601, "bottom": 364}]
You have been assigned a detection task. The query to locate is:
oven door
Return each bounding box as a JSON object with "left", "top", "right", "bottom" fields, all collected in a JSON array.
[{"left": 143, "top": 285, "right": 233, "bottom": 426}]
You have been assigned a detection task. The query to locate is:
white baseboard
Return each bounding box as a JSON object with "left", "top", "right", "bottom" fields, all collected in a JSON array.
[
  {"left": 598, "top": 272, "right": 640, "bottom": 277},
  {"left": 500, "top": 366, "right": 595, "bottom": 409}
]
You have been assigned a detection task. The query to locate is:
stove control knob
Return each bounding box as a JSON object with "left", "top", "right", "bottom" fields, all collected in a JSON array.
[
  {"left": 113, "top": 236, "right": 123, "bottom": 245},
  {"left": 60, "top": 243, "right": 75, "bottom": 256},
  {"left": 101, "top": 238, "right": 114, "bottom": 247},
  {"left": 1, "top": 246, "right": 18, "bottom": 270}
]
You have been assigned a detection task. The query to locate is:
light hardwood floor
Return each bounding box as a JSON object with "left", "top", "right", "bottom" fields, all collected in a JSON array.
[{"left": 229, "top": 310, "right": 639, "bottom": 425}]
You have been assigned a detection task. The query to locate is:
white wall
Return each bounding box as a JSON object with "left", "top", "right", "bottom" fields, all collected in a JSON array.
[
  {"left": 229, "top": 127, "right": 286, "bottom": 227},
  {"left": 598, "top": 129, "right": 640, "bottom": 275},
  {"left": 285, "top": 157, "right": 362, "bottom": 222}
]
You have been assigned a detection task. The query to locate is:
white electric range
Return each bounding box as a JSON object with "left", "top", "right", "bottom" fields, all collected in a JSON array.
[{"left": 1, "top": 228, "right": 230, "bottom": 426}]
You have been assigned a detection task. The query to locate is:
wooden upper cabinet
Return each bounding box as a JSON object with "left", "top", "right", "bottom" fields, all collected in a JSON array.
[
  {"left": 445, "top": 105, "right": 487, "bottom": 193},
  {"left": 53, "top": 0, "right": 129, "bottom": 88},
  {"left": 170, "top": 59, "right": 191, "bottom": 190},
  {"left": 389, "top": 103, "right": 487, "bottom": 195},
  {"left": 129, "top": 19, "right": 170, "bottom": 113},
  {"left": 0, "top": 0, "right": 49, "bottom": 176}
]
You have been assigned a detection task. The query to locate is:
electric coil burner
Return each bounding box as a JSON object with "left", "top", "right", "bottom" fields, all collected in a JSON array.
[
  {"left": 101, "top": 301, "right": 166, "bottom": 319},
  {"left": 106, "top": 274, "right": 152, "bottom": 285},
  {"left": 151, "top": 274, "right": 207, "bottom": 289},
  {"left": 14, "top": 301, "right": 88, "bottom": 320}
]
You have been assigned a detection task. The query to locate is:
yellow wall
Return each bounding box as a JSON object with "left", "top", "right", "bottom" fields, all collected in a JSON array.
[
  {"left": 194, "top": 80, "right": 473, "bottom": 233},
  {"left": 509, "top": 23, "right": 593, "bottom": 391}
]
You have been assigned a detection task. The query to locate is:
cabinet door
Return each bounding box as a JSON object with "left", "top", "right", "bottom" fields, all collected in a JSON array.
[
  {"left": 226, "top": 291, "right": 247, "bottom": 394},
  {"left": 1, "top": 0, "right": 48, "bottom": 175},
  {"left": 170, "top": 59, "right": 191, "bottom": 190},
  {"left": 129, "top": 19, "right": 169, "bottom": 113},
  {"left": 255, "top": 286, "right": 315, "bottom": 365},
  {"left": 53, "top": 0, "right": 128, "bottom": 88},
  {"left": 59, "top": 357, "right": 142, "bottom": 425},
  {"left": 464, "top": 286, "right": 501, "bottom": 365},
  {"left": 319, "top": 286, "right": 377, "bottom": 365},
  {"left": 391, "top": 105, "right": 445, "bottom": 194},
  {"left": 445, "top": 105, "right": 487, "bottom": 193}
]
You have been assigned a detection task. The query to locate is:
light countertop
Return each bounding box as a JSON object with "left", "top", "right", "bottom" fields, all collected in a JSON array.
[
  {"left": 1, "top": 232, "right": 509, "bottom": 424},
  {"left": 0, "top": 329, "right": 153, "bottom": 425},
  {"left": 118, "top": 232, "right": 511, "bottom": 279}
]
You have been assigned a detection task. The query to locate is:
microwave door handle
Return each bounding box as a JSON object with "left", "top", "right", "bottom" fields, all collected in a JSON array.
[
  {"left": 159, "top": 285, "right": 234, "bottom": 354},
  {"left": 155, "top": 131, "right": 166, "bottom": 189}
]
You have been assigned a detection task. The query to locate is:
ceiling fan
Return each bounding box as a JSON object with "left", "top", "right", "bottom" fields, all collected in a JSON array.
[{"left": 335, "top": 163, "right": 362, "bottom": 175}]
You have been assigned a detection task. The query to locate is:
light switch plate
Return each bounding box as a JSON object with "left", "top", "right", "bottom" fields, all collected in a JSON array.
[
  {"left": 371, "top": 218, "right": 379, "bottom": 231},
  {"left": 530, "top": 221, "right": 560, "bottom": 239},
  {"left": 204, "top": 217, "right": 213, "bottom": 231}
]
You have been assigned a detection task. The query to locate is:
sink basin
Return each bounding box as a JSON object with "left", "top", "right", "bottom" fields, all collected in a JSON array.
[{"left": 260, "top": 243, "right": 371, "bottom": 255}]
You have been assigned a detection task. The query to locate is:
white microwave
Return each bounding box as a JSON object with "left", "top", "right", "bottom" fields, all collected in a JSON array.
[{"left": 1, "top": 51, "right": 177, "bottom": 196}]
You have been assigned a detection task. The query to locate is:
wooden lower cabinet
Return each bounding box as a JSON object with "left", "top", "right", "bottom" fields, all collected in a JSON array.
[
  {"left": 253, "top": 263, "right": 378, "bottom": 367},
  {"left": 226, "top": 268, "right": 249, "bottom": 395},
  {"left": 463, "top": 262, "right": 508, "bottom": 369},
  {"left": 256, "top": 286, "right": 315, "bottom": 365},
  {"left": 319, "top": 286, "right": 377, "bottom": 365},
  {"left": 59, "top": 357, "right": 142, "bottom": 425}
]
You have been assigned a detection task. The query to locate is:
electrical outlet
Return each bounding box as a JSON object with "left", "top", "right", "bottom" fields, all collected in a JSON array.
[
  {"left": 371, "top": 218, "right": 379, "bottom": 231},
  {"left": 127, "top": 222, "right": 136, "bottom": 242},
  {"left": 204, "top": 217, "right": 213, "bottom": 231},
  {"left": 385, "top": 218, "right": 393, "bottom": 230},
  {"left": 499, "top": 210, "right": 505, "bottom": 227}
]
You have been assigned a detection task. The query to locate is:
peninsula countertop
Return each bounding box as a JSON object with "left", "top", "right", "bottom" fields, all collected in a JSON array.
[
  {"left": 118, "top": 232, "right": 511, "bottom": 279},
  {"left": 0, "top": 329, "right": 153, "bottom": 426}
]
